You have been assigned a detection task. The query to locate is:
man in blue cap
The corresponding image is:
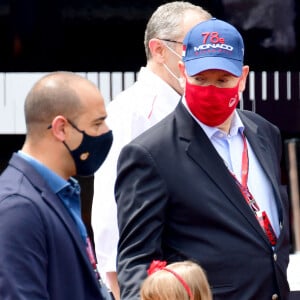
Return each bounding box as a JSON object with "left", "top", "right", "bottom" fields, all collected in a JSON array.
[{"left": 116, "top": 18, "right": 290, "bottom": 300}]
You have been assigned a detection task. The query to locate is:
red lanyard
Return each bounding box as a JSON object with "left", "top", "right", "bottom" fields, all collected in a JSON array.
[
  {"left": 86, "top": 237, "right": 104, "bottom": 284},
  {"left": 232, "top": 134, "right": 277, "bottom": 246}
]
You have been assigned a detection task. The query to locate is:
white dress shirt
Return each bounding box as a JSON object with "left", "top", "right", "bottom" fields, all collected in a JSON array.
[{"left": 91, "top": 67, "right": 180, "bottom": 282}]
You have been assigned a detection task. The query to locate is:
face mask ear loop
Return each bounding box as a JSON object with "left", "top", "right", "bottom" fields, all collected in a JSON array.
[
  {"left": 162, "top": 42, "right": 183, "bottom": 83},
  {"left": 63, "top": 141, "right": 72, "bottom": 152},
  {"left": 164, "top": 42, "right": 182, "bottom": 60},
  {"left": 67, "top": 119, "right": 85, "bottom": 134},
  {"left": 63, "top": 119, "right": 84, "bottom": 154},
  {"left": 163, "top": 63, "right": 182, "bottom": 83}
]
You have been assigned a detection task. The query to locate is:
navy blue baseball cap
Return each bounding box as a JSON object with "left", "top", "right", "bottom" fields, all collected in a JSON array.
[{"left": 182, "top": 18, "right": 244, "bottom": 77}]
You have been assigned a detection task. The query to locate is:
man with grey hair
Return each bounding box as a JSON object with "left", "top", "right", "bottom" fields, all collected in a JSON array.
[{"left": 91, "top": 2, "right": 211, "bottom": 299}]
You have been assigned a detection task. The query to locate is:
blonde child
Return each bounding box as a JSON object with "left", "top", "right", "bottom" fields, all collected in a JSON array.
[{"left": 140, "top": 260, "right": 212, "bottom": 300}]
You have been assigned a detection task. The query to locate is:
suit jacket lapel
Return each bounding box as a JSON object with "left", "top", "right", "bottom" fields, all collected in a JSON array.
[
  {"left": 239, "top": 113, "right": 280, "bottom": 197},
  {"left": 39, "top": 182, "right": 101, "bottom": 284},
  {"left": 239, "top": 111, "right": 283, "bottom": 223},
  {"left": 175, "top": 103, "right": 272, "bottom": 246}
]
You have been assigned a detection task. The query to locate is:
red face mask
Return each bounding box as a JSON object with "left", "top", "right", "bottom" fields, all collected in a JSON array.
[{"left": 185, "top": 80, "right": 240, "bottom": 127}]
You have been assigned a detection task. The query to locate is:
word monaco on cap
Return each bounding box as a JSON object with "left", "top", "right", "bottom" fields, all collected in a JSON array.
[{"left": 182, "top": 18, "right": 244, "bottom": 77}]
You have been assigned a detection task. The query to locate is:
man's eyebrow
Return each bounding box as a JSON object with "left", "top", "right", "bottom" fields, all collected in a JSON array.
[{"left": 94, "top": 115, "right": 107, "bottom": 122}]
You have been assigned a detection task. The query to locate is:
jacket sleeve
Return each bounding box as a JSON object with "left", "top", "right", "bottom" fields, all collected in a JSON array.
[
  {"left": 115, "top": 142, "right": 168, "bottom": 300},
  {"left": 0, "top": 195, "right": 49, "bottom": 299}
]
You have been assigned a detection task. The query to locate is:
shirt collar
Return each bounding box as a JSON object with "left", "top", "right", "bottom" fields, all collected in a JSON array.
[
  {"left": 17, "top": 150, "right": 71, "bottom": 193},
  {"left": 182, "top": 97, "right": 244, "bottom": 139},
  {"left": 139, "top": 66, "right": 181, "bottom": 102}
]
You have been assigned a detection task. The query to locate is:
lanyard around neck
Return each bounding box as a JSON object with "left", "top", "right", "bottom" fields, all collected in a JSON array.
[
  {"left": 231, "top": 134, "right": 277, "bottom": 246},
  {"left": 241, "top": 132, "right": 249, "bottom": 187}
]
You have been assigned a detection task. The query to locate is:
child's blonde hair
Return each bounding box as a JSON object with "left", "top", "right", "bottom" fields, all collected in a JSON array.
[{"left": 140, "top": 260, "right": 212, "bottom": 300}]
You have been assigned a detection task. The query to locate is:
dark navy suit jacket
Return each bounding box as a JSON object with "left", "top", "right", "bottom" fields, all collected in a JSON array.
[
  {"left": 0, "top": 154, "right": 106, "bottom": 300},
  {"left": 116, "top": 101, "right": 290, "bottom": 300}
]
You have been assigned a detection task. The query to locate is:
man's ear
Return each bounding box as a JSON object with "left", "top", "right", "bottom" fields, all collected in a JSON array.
[
  {"left": 178, "top": 61, "right": 186, "bottom": 78},
  {"left": 148, "top": 38, "right": 166, "bottom": 63},
  {"left": 49, "top": 116, "right": 68, "bottom": 141},
  {"left": 238, "top": 65, "right": 250, "bottom": 93}
]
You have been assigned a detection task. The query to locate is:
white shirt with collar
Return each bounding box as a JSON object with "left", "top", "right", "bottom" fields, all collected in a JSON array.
[{"left": 91, "top": 66, "right": 181, "bottom": 280}]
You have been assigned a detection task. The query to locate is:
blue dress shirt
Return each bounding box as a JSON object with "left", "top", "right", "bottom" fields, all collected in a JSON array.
[{"left": 17, "top": 151, "right": 88, "bottom": 242}]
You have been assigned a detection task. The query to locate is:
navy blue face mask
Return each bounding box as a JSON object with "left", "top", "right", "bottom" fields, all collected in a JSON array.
[{"left": 63, "top": 120, "right": 113, "bottom": 177}]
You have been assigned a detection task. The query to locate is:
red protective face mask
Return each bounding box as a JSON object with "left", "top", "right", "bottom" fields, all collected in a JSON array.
[{"left": 185, "top": 80, "right": 240, "bottom": 127}]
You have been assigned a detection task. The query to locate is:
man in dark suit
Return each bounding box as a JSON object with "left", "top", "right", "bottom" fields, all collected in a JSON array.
[
  {"left": 116, "top": 19, "right": 290, "bottom": 300},
  {"left": 0, "top": 72, "right": 113, "bottom": 299}
]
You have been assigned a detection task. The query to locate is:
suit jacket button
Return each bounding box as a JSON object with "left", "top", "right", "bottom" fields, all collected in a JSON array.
[
  {"left": 272, "top": 294, "right": 279, "bottom": 299},
  {"left": 273, "top": 253, "right": 277, "bottom": 261}
]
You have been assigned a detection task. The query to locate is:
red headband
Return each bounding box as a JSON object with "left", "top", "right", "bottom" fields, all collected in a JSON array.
[{"left": 147, "top": 260, "right": 193, "bottom": 299}]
